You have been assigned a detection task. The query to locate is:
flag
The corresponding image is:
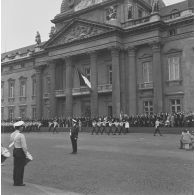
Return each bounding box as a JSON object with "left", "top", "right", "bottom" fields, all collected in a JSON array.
[{"left": 77, "top": 69, "right": 92, "bottom": 89}]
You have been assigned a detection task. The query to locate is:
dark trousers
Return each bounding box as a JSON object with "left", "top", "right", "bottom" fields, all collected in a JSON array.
[
  {"left": 91, "top": 126, "right": 96, "bottom": 135},
  {"left": 13, "top": 148, "right": 26, "bottom": 185},
  {"left": 53, "top": 126, "right": 58, "bottom": 133},
  {"left": 154, "top": 127, "right": 162, "bottom": 136},
  {"left": 70, "top": 137, "right": 77, "bottom": 153}
]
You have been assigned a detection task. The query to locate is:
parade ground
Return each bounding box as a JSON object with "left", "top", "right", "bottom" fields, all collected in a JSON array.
[{"left": 1, "top": 132, "right": 194, "bottom": 195}]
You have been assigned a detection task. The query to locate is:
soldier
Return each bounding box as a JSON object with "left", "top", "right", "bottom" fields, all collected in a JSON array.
[
  {"left": 101, "top": 119, "right": 106, "bottom": 135},
  {"left": 118, "top": 120, "right": 123, "bottom": 135},
  {"left": 153, "top": 118, "right": 162, "bottom": 136},
  {"left": 91, "top": 120, "right": 97, "bottom": 135},
  {"left": 107, "top": 120, "right": 113, "bottom": 135},
  {"left": 96, "top": 120, "right": 101, "bottom": 135},
  {"left": 53, "top": 120, "right": 59, "bottom": 134},
  {"left": 70, "top": 119, "right": 79, "bottom": 154},
  {"left": 125, "top": 120, "right": 129, "bottom": 134},
  {"left": 48, "top": 120, "right": 53, "bottom": 132}
]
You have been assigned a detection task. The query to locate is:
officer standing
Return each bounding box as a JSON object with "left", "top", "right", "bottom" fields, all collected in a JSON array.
[
  {"left": 70, "top": 119, "right": 79, "bottom": 154},
  {"left": 9, "top": 121, "right": 29, "bottom": 186}
]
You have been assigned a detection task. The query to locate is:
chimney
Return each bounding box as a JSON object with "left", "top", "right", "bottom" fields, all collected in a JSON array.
[{"left": 188, "top": 0, "right": 193, "bottom": 9}]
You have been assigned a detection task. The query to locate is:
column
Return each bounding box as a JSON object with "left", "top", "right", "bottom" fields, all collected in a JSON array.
[
  {"left": 63, "top": 59, "right": 66, "bottom": 91},
  {"left": 151, "top": 42, "right": 163, "bottom": 113},
  {"left": 90, "top": 51, "right": 98, "bottom": 118},
  {"left": 127, "top": 47, "right": 137, "bottom": 115},
  {"left": 120, "top": 49, "right": 126, "bottom": 114},
  {"left": 65, "top": 56, "right": 73, "bottom": 118},
  {"left": 35, "top": 67, "right": 43, "bottom": 119},
  {"left": 48, "top": 61, "right": 56, "bottom": 118},
  {"left": 111, "top": 47, "right": 121, "bottom": 118},
  {"left": 63, "top": 59, "right": 66, "bottom": 117}
]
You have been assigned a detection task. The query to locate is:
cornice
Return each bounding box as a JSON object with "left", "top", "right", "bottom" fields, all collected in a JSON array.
[
  {"left": 164, "top": 15, "right": 194, "bottom": 27},
  {"left": 1, "top": 56, "right": 34, "bottom": 66},
  {"left": 162, "top": 31, "right": 194, "bottom": 43}
]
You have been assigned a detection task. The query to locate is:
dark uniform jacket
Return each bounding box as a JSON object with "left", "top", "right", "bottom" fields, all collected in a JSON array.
[{"left": 70, "top": 125, "right": 79, "bottom": 139}]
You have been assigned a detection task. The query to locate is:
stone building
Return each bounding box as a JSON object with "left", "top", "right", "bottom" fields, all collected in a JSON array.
[{"left": 1, "top": 0, "right": 194, "bottom": 120}]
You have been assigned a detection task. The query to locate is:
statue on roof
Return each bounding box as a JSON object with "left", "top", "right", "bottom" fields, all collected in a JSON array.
[
  {"left": 152, "top": 0, "right": 160, "bottom": 13},
  {"left": 35, "top": 31, "right": 41, "bottom": 45},
  {"left": 49, "top": 26, "right": 56, "bottom": 38}
]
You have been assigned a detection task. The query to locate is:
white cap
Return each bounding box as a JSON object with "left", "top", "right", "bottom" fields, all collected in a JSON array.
[
  {"left": 72, "top": 119, "right": 77, "bottom": 123},
  {"left": 13, "top": 121, "right": 24, "bottom": 127}
]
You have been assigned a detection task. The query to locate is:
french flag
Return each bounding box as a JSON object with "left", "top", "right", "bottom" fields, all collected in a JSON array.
[{"left": 77, "top": 69, "right": 92, "bottom": 89}]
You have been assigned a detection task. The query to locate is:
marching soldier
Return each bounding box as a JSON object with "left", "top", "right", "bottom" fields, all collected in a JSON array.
[
  {"left": 118, "top": 121, "right": 123, "bottom": 135},
  {"left": 91, "top": 120, "right": 97, "bottom": 135},
  {"left": 107, "top": 120, "right": 113, "bottom": 135},
  {"left": 70, "top": 119, "right": 79, "bottom": 154},
  {"left": 53, "top": 120, "right": 59, "bottom": 134},
  {"left": 96, "top": 120, "right": 101, "bottom": 135},
  {"left": 101, "top": 120, "right": 106, "bottom": 135},
  {"left": 153, "top": 118, "right": 162, "bottom": 136},
  {"left": 125, "top": 120, "right": 129, "bottom": 134}
]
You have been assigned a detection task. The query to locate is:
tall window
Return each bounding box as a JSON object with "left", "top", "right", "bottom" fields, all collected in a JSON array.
[
  {"left": 144, "top": 101, "right": 153, "bottom": 115},
  {"left": 138, "top": 8, "right": 143, "bottom": 18},
  {"left": 8, "top": 80, "right": 15, "bottom": 98},
  {"left": 84, "top": 67, "right": 91, "bottom": 82},
  {"left": 46, "top": 77, "right": 51, "bottom": 93},
  {"left": 20, "top": 81, "right": 26, "bottom": 97},
  {"left": 1, "top": 107, "right": 4, "bottom": 120},
  {"left": 32, "top": 107, "right": 36, "bottom": 119},
  {"left": 168, "top": 56, "right": 180, "bottom": 81},
  {"left": 142, "top": 62, "right": 150, "bottom": 83},
  {"left": 20, "top": 107, "right": 26, "bottom": 119},
  {"left": 171, "top": 99, "right": 181, "bottom": 113},
  {"left": 108, "top": 65, "right": 112, "bottom": 84},
  {"left": 8, "top": 107, "right": 14, "bottom": 120},
  {"left": 1, "top": 82, "right": 4, "bottom": 100},
  {"left": 32, "top": 76, "right": 36, "bottom": 96}
]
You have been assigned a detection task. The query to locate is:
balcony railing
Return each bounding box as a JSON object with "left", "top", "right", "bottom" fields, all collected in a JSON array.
[
  {"left": 55, "top": 90, "right": 66, "bottom": 97},
  {"left": 161, "top": 11, "right": 181, "bottom": 21},
  {"left": 55, "top": 84, "right": 112, "bottom": 97},
  {"left": 121, "top": 9, "right": 193, "bottom": 28},
  {"left": 138, "top": 82, "right": 153, "bottom": 90},
  {"left": 121, "top": 16, "right": 150, "bottom": 28},
  {"left": 98, "top": 84, "right": 112, "bottom": 93},
  {"left": 72, "top": 87, "right": 89, "bottom": 96}
]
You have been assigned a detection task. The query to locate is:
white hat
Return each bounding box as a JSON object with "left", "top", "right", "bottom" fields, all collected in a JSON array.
[
  {"left": 72, "top": 119, "right": 77, "bottom": 123},
  {"left": 13, "top": 121, "right": 24, "bottom": 127}
]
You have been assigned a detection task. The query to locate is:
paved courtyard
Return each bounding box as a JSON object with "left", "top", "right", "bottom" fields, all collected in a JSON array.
[{"left": 1, "top": 132, "right": 194, "bottom": 195}]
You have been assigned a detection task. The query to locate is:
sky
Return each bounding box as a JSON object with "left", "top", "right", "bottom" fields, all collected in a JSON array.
[{"left": 1, "top": 0, "right": 186, "bottom": 53}]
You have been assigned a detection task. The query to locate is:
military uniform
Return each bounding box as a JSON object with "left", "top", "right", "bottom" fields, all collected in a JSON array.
[{"left": 70, "top": 121, "right": 79, "bottom": 154}]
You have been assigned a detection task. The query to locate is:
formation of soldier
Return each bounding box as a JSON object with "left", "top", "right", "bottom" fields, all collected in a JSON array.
[
  {"left": 1, "top": 120, "right": 42, "bottom": 133},
  {"left": 91, "top": 117, "right": 129, "bottom": 135}
]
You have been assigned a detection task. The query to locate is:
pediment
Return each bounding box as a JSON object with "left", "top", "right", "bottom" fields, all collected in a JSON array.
[
  {"left": 165, "top": 48, "right": 182, "bottom": 54},
  {"left": 139, "top": 53, "right": 152, "bottom": 59},
  {"left": 44, "top": 19, "right": 115, "bottom": 48}
]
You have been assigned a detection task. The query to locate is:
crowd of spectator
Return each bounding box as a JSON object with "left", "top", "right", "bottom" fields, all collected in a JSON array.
[{"left": 1, "top": 111, "right": 194, "bottom": 132}]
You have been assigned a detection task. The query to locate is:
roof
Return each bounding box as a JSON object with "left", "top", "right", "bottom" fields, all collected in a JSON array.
[
  {"left": 1, "top": 42, "right": 46, "bottom": 60},
  {"left": 160, "top": 1, "right": 188, "bottom": 16}
]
